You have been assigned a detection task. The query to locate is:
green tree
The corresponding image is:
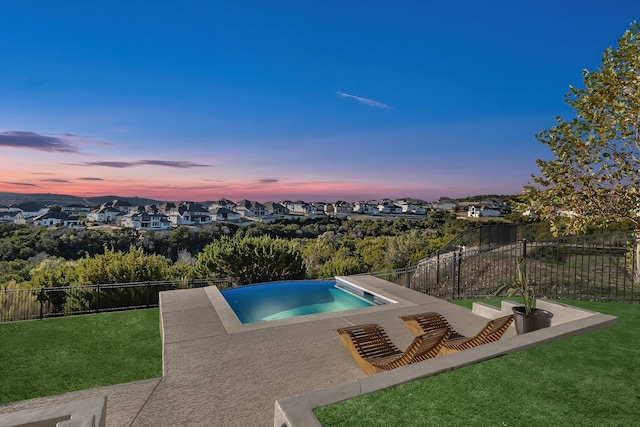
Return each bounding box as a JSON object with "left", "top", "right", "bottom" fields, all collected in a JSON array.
[
  {"left": 68, "top": 247, "right": 172, "bottom": 312},
  {"left": 317, "top": 247, "right": 367, "bottom": 278},
  {"left": 103, "top": 227, "right": 140, "bottom": 252},
  {"left": 384, "top": 230, "right": 433, "bottom": 268},
  {"left": 523, "top": 22, "right": 640, "bottom": 235},
  {"left": 166, "top": 226, "right": 192, "bottom": 259},
  {"left": 77, "top": 246, "right": 171, "bottom": 285},
  {"left": 355, "top": 237, "right": 389, "bottom": 271},
  {"left": 39, "top": 228, "right": 105, "bottom": 259},
  {"left": 195, "top": 236, "right": 305, "bottom": 284},
  {"left": 30, "top": 257, "right": 78, "bottom": 288},
  {"left": 0, "top": 225, "right": 42, "bottom": 261},
  {"left": 30, "top": 257, "right": 78, "bottom": 314},
  {"left": 0, "top": 259, "right": 32, "bottom": 287},
  {"left": 302, "top": 231, "right": 343, "bottom": 278}
]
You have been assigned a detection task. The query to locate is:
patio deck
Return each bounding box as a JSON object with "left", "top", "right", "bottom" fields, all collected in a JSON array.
[{"left": 0, "top": 276, "right": 617, "bottom": 426}]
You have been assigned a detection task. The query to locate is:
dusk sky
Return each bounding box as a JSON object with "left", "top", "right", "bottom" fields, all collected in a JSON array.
[{"left": 1, "top": 1, "right": 638, "bottom": 203}]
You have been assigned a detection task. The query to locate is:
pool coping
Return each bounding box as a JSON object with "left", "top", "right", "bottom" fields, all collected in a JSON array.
[{"left": 206, "top": 276, "right": 416, "bottom": 334}]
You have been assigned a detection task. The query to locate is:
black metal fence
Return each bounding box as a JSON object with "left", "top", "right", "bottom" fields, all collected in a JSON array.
[
  {"left": 0, "top": 278, "right": 238, "bottom": 322},
  {"left": 372, "top": 230, "right": 639, "bottom": 303}
]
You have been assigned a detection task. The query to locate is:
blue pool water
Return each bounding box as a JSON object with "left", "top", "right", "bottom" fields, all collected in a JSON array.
[{"left": 221, "top": 280, "right": 379, "bottom": 324}]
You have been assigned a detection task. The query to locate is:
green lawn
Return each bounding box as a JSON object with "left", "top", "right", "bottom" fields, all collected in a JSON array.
[
  {"left": 0, "top": 309, "right": 161, "bottom": 404},
  {"left": 315, "top": 300, "right": 640, "bottom": 427}
]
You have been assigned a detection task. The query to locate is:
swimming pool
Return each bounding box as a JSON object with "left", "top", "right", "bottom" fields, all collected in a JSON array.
[{"left": 221, "top": 280, "right": 391, "bottom": 324}]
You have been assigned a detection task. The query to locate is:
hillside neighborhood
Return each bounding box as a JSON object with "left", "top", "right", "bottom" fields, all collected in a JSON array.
[{"left": 0, "top": 196, "right": 513, "bottom": 230}]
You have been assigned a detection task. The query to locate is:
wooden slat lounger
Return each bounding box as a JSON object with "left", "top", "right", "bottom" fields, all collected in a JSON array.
[
  {"left": 400, "top": 312, "right": 514, "bottom": 355},
  {"left": 336, "top": 323, "right": 451, "bottom": 375}
]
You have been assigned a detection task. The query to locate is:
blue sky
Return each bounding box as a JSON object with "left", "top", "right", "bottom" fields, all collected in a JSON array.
[{"left": 0, "top": 1, "right": 638, "bottom": 202}]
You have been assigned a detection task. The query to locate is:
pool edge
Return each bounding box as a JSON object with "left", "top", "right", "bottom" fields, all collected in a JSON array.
[{"left": 205, "top": 276, "right": 417, "bottom": 334}]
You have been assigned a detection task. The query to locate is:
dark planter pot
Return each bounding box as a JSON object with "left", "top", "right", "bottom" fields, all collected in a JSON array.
[{"left": 512, "top": 306, "right": 553, "bottom": 335}]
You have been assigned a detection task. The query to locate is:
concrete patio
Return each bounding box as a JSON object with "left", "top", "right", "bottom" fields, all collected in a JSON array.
[{"left": 0, "top": 276, "right": 617, "bottom": 426}]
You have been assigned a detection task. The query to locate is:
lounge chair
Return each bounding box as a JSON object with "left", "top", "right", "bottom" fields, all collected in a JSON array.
[
  {"left": 400, "top": 312, "right": 513, "bottom": 355},
  {"left": 336, "top": 323, "right": 451, "bottom": 375}
]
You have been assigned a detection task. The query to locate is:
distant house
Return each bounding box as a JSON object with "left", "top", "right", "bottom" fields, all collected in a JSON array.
[
  {"left": 310, "top": 202, "right": 326, "bottom": 214},
  {"left": 109, "top": 199, "right": 134, "bottom": 213},
  {"left": 88, "top": 199, "right": 136, "bottom": 221},
  {"left": 8, "top": 202, "right": 49, "bottom": 218},
  {"left": 378, "top": 200, "right": 403, "bottom": 214},
  {"left": 13, "top": 212, "right": 27, "bottom": 224},
  {"left": 352, "top": 201, "right": 379, "bottom": 215},
  {"left": 0, "top": 211, "right": 20, "bottom": 223},
  {"left": 235, "top": 200, "right": 268, "bottom": 218},
  {"left": 62, "top": 204, "right": 91, "bottom": 215},
  {"left": 284, "top": 200, "right": 308, "bottom": 214},
  {"left": 284, "top": 200, "right": 323, "bottom": 215},
  {"left": 208, "top": 198, "right": 237, "bottom": 211},
  {"left": 397, "top": 200, "right": 426, "bottom": 215},
  {"left": 264, "top": 201, "right": 289, "bottom": 215},
  {"left": 210, "top": 207, "right": 242, "bottom": 222},
  {"left": 468, "top": 205, "right": 502, "bottom": 218},
  {"left": 433, "top": 198, "right": 459, "bottom": 211},
  {"left": 324, "top": 204, "right": 335, "bottom": 215},
  {"left": 465, "top": 198, "right": 511, "bottom": 218},
  {"left": 334, "top": 201, "right": 353, "bottom": 215},
  {"left": 33, "top": 211, "right": 81, "bottom": 227},
  {"left": 325, "top": 201, "right": 352, "bottom": 216},
  {"left": 120, "top": 206, "right": 171, "bottom": 230},
  {"left": 476, "top": 198, "right": 509, "bottom": 212},
  {"left": 162, "top": 202, "right": 212, "bottom": 226},
  {"left": 87, "top": 206, "right": 123, "bottom": 223}
]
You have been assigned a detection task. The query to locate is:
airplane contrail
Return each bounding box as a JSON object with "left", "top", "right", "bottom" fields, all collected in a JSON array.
[{"left": 337, "top": 91, "right": 392, "bottom": 109}]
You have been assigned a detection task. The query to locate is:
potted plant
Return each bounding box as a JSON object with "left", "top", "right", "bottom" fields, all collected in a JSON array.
[{"left": 496, "top": 257, "right": 553, "bottom": 334}]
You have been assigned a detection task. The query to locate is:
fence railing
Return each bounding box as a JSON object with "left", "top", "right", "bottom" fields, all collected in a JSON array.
[
  {"left": 0, "top": 278, "right": 238, "bottom": 322},
  {"left": 371, "top": 230, "right": 639, "bottom": 303},
  {"left": 434, "top": 223, "right": 552, "bottom": 255}
]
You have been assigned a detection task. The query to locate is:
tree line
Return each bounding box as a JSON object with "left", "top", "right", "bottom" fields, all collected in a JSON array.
[{"left": 0, "top": 212, "right": 482, "bottom": 290}]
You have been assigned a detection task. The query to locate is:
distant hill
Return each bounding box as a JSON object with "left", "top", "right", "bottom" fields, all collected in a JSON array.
[{"left": 0, "top": 192, "right": 164, "bottom": 207}]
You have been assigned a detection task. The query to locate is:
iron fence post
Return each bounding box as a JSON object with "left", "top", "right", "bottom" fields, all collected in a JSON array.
[
  {"left": 522, "top": 238, "right": 527, "bottom": 259},
  {"left": 95, "top": 284, "right": 100, "bottom": 313},
  {"left": 451, "top": 252, "right": 457, "bottom": 300},
  {"left": 39, "top": 288, "right": 44, "bottom": 320},
  {"left": 405, "top": 266, "right": 410, "bottom": 288},
  {"left": 457, "top": 247, "right": 463, "bottom": 297},
  {"left": 146, "top": 282, "right": 150, "bottom": 308}
]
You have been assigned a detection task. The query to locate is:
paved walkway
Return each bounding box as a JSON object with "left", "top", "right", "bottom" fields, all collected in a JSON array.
[{"left": 0, "top": 276, "right": 615, "bottom": 426}]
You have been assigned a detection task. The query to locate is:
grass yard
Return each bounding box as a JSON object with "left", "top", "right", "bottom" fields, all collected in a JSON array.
[
  {"left": 0, "top": 309, "right": 161, "bottom": 404},
  {"left": 315, "top": 300, "right": 640, "bottom": 427}
]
